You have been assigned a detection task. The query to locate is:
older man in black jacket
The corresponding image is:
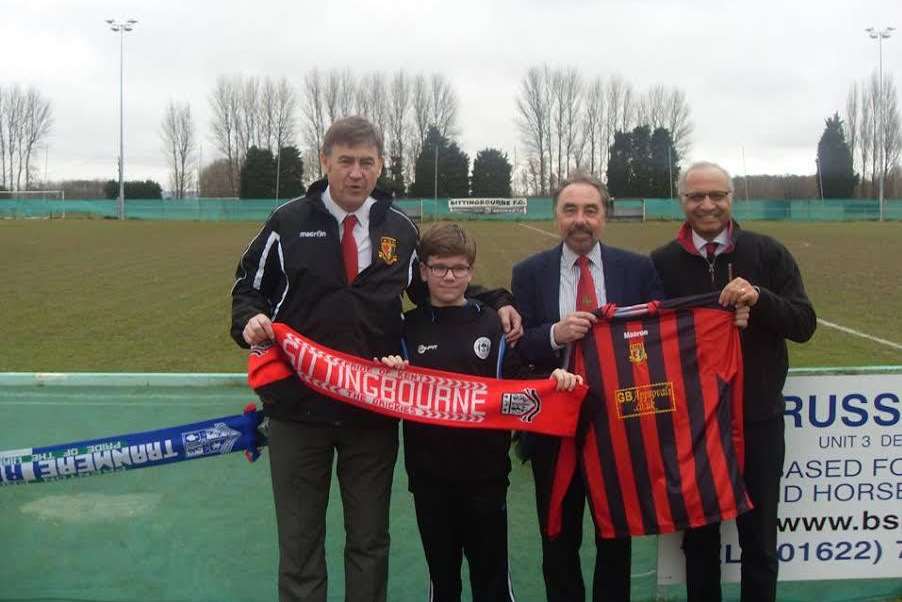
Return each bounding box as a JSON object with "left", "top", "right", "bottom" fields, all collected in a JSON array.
[
  {"left": 231, "top": 116, "right": 520, "bottom": 602},
  {"left": 651, "top": 161, "right": 816, "bottom": 602}
]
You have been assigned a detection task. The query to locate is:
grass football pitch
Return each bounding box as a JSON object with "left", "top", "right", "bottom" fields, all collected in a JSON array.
[
  {"left": 1, "top": 218, "right": 900, "bottom": 372},
  {"left": 1, "top": 218, "right": 901, "bottom": 601}
]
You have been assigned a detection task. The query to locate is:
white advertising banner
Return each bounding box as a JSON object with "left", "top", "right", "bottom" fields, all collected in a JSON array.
[
  {"left": 448, "top": 198, "right": 527, "bottom": 214},
  {"left": 657, "top": 373, "right": 902, "bottom": 583}
]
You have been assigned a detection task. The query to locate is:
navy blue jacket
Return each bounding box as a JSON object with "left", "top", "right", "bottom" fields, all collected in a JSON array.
[{"left": 511, "top": 242, "right": 664, "bottom": 372}]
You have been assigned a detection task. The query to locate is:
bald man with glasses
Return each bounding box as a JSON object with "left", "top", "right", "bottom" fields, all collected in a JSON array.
[{"left": 650, "top": 161, "right": 816, "bottom": 602}]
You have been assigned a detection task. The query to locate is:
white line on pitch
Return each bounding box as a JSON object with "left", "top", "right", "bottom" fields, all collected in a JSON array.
[
  {"left": 817, "top": 319, "right": 902, "bottom": 351},
  {"left": 518, "top": 223, "right": 558, "bottom": 238}
]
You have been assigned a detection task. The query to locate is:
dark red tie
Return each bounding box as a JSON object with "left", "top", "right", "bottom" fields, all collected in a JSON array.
[
  {"left": 549, "top": 255, "right": 598, "bottom": 528},
  {"left": 570, "top": 255, "right": 598, "bottom": 372},
  {"left": 342, "top": 214, "right": 359, "bottom": 284},
  {"left": 576, "top": 255, "right": 599, "bottom": 312},
  {"left": 705, "top": 241, "right": 718, "bottom": 261}
]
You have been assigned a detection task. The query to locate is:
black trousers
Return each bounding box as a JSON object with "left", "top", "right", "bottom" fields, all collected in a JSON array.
[
  {"left": 531, "top": 435, "right": 631, "bottom": 602},
  {"left": 411, "top": 479, "right": 514, "bottom": 602},
  {"left": 682, "top": 415, "right": 786, "bottom": 602},
  {"left": 268, "top": 419, "right": 398, "bottom": 602}
]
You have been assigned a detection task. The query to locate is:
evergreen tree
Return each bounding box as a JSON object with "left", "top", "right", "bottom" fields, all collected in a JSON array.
[
  {"left": 240, "top": 146, "right": 276, "bottom": 199},
  {"left": 606, "top": 125, "right": 678, "bottom": 198},
  {"left": 470, "top": 148, "right": 512, "bottom": 197},
  {"left": 276, "top": 146, "right": 305, "bottom": 199},
  {"left": 816, "top": 112, "right": 858, "bottom": 198},
  {"left": 628, "top": 125, "right": 653, "bottom": 196},
  {"left": 409, "top": 127, "right": 469, "bottom": 198},
  {"left": 104, "top": 179, "right": 163, "bottom": 199},
  {"left": 377, "top": 155, "right": 406, "bottom": 198},
  {"left": 605, "top": 131, "right": 632, "bottom": 197},
  {"left": 650, "top": 127, "right": 679, "bottom": 198}
]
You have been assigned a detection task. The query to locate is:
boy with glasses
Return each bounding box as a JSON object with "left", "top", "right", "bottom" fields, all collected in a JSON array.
[{"left": 380, "top": 223, "right": 581, "bottom": 602}]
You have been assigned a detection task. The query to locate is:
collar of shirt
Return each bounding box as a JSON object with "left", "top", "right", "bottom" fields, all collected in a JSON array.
[
  {"left": 691, "top": 229, "right": 730, "bottom": 256},
  {"left": 322, "top": 185, "right": 376, "bottom": 235},
  {"left": 561, "top": 241, "right": 602, "bottom": 270}
]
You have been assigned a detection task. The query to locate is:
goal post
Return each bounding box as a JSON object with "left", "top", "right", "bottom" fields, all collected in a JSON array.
[{"left": 0, "top": 190, "right": 66, "bottom": 219}]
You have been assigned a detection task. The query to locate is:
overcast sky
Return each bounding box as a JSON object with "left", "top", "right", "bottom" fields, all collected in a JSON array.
[{"left": 2, "top": 0, "right": 899, "bottom": 189}]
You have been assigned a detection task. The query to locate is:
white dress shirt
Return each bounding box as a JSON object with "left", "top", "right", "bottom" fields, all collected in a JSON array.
[
  {"left": 322, "top": 186, "right": 376, "bottom": 275},
  {"left": 551, "top": 242, "right": 607, "bottom": 350}
]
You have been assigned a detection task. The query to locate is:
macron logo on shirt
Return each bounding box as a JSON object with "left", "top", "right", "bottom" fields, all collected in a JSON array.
[{"left": 299, "top": 230, "right": 327, "bottom": 238}]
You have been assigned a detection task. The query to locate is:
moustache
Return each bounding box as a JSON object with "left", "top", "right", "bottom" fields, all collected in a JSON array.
[{"left": 567, "top": 225, "right": 595, "bottom": 237}]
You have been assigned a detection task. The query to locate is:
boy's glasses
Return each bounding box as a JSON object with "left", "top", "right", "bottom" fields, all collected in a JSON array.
[{"left": 425, "top": 264, "right": 472, "bottom": 278}]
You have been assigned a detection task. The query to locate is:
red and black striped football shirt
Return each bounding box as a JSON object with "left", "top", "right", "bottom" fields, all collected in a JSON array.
[{"left": 552, "top": 293, "right": 752, "bottom": 538}]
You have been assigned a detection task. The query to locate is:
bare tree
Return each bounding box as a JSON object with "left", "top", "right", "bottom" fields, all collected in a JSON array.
[
  {"left": 516, "top": 65, "right": 553, "bottom": 194},
  {"left": 209, "top": 75, "right": 241, "bottom": 195},
  {"left": 258, "top": 79, "right": 278, "bottom": 153},
  {"left": 560, "top": 68, "right": 583, "bottom": 178},
  {"left": 620, "top": 81, "right": 637, "bottom": 133},
  {"left": 199, "top": 158, "right": 236, "bottom": 197},
  {"left": 866, "top": 73, "right": 881, "bottom": 197},
  {"left": 408, "top": 73, "right": 431, "bottom": 182},
  {"left": 0, "top": 85, "right": 53, "bottom": 192},
  {"left": 429, "top": 73, "right": 458, "bottom": 138},
  {"left": 302, "top": 69, "right": 327, "bottom": 178},
  {"left": 581, "top": 76, "right": 605, "bottom": 176},
  {"left": 354, "top": 77, "right": 372, "bottom": 120},
  {"left": 550, "top": 68, "right": 565, "bottom": 188},
  {"left": 663, "top": 87, "right": 693, "bottom": 159},
  {"left": 411, "top": 74, "right": 430, "bottom": 144},
  {"left": 0, "top": 86, "right": 6, "bottom": 189},
  {"left": 161, "top": 101, "right": 196, "bottom": 199},
  {"left": 362, "top": 72, "right": 388, "bottom": 137},
  {"left": 237, "top": 76, "right": 262, "bottom": 154},
  {"left": 879, "top": 74, "right": 901, "bottom": 198},
  {"left": 322, "top": 68, "right": 356, "bottom": 124},
  {"left": 209, "top": 75, "right": 296, "bottom": 194},
  {"left": 604, "top": 76, "right": 634, "bottom": 164},
  {"left": 273, "top": 77, "right": 298, "bottom": 154},
  {"left": 639, "top": 84, "right": 668, "bottom": 129},
  {"left": 858, "top": 80, "right": 874, "bottom": 196},
  {"left": 324, "top": 69, "right": 355, "bottom": 124},
  {"left": 845, "top": 82, "right": 860, "bottom": 183},
  {"left": 388, "top": 70, "right": 411, "bottom": 172},
  {"left": 337, "top": 70, "right": 356, "bottom": 119}
]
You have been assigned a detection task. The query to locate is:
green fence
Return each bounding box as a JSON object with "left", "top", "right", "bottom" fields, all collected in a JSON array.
[
  {"left": 2, "top": 197, "right": 901, "bottom": 222},
  {"left": 2, "top": 370, "right": 901, "bottom": 601}
]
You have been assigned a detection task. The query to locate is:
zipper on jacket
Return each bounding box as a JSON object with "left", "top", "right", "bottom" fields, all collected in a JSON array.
[{"left": 707, "top": 257, "right": 716, "bottom": 287}]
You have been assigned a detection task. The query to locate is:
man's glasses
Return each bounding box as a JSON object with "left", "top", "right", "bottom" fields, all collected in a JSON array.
[
  {"left": 682, "top": 191, "right": 731, "bottom": 202},
  {"left": 425, "top": 264, "right": 472, "bottom": 278}
]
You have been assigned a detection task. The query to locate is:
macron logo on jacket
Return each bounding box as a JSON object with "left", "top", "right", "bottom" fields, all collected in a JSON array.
[{"left": 299, "top": 230, "right": 327, "bottom": 238}]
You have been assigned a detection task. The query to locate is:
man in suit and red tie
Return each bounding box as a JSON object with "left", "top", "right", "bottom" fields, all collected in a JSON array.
[{"left": 511, "top": 173, "right": 664, "bottom": 602}]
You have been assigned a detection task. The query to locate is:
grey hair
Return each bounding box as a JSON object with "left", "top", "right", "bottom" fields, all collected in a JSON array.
[{"left": 678, "top": 161, "right": 734, "bottom": 194}]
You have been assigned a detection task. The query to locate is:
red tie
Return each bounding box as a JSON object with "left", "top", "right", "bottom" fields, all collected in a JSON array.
[
  {"left": 342, "top": 214, "right": 359, "bottom": 284},
  {"left": 576, "top": 255, "right": 599, "bottom": 312},
  {"left": 548, "top": 255, "right": 599, "bottom": 534},
  {"left": 704, "top": 241, "right": 718, "bottom": 261}
]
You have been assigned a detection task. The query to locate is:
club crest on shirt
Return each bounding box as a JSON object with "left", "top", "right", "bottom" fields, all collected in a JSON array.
[
  {"left": 473, "top": 337, "right": 491, "bottom": 359},
  {"left": 378, "top": 236, "right": 398, "bottom": 264},
  {"left": 501, "top": 388, "right": 542, "bottom": 423},
  {"left": 628, "top": 341, "right": 647, "bottom": 364}
]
